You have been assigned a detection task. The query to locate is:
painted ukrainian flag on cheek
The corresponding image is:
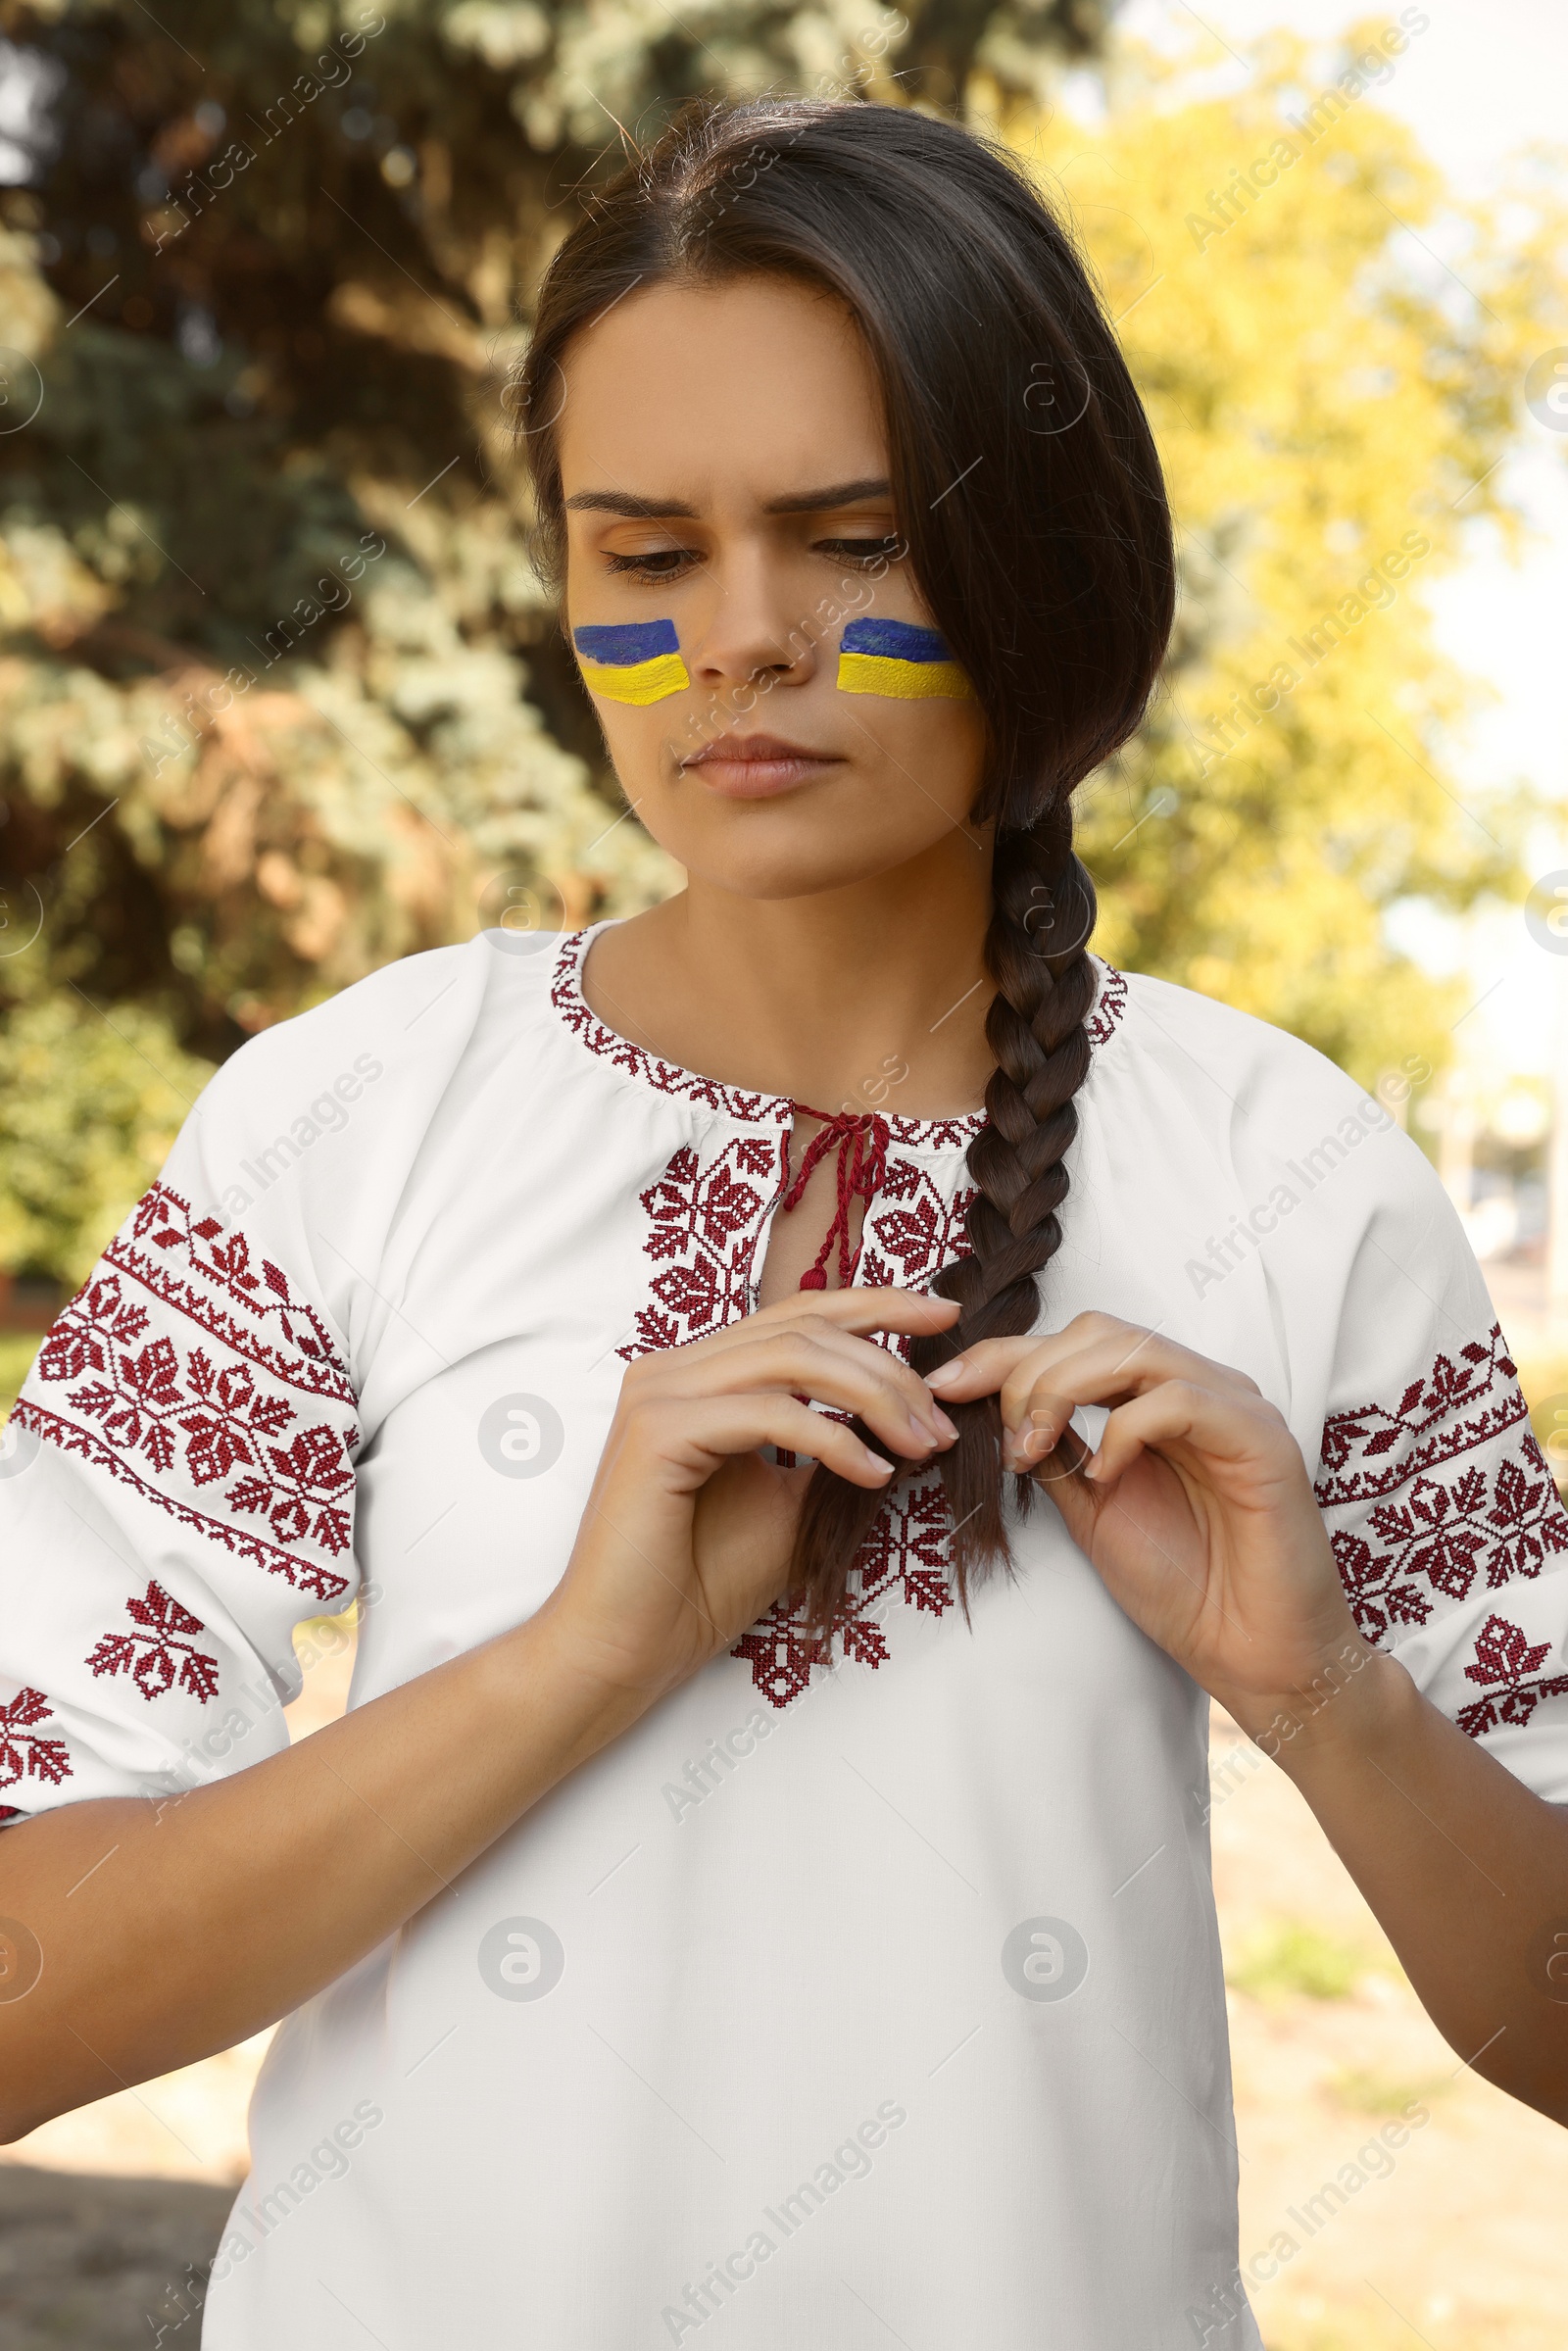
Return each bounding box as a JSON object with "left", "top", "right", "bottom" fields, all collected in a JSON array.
[
  {"left": 573, "top": 618, "right": 691, "bottom": 706},
  {"left": 836, "top": 616, "right": 973, "bottom": 701}
]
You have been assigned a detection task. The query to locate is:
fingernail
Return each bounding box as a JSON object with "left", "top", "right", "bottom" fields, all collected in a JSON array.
[
  {"left": 906, "top": 1413, "right": 937, "bottom": 1451},
  {"left": 864, "top": 1450, "right": 895, "bottom": 1478},
  {"left": 1082, "top": 1451, "right": 1102, "bottom": 1483},
  {"left": 931, "top": 1406, "right": 959, "bottom": 1442},
  {"left": 924, "top": 1360, "right": 960, "bottom": 1391}
]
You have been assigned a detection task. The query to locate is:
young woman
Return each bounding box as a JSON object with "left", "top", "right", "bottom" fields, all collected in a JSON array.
[{"left": 1, "top": 99, "right": 1565, "bottom": 2350}]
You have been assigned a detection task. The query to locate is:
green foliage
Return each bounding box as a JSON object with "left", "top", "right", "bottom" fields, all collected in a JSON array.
[
  {"left": 1225, "top": 1918, "right": 1390, "bottom": 2001},
  {"left": 0, "top": 0, "right": 1106, "bottom": 1273},
  {"left": 1, "top": 4, "right": 1565, "bottom": 1271},
  {"left": 1327, "top": 2067, "right": 1446, "bottom": 2116},
  {"left": 0, "top": 986, "right": 214, "bottom": 1280}
]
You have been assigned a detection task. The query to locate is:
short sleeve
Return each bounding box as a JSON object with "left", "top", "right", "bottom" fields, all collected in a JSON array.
[
  {"left": 0, "top": 1136, "right": 361, "bottom": 1826},
  {"left": 1313, "top": 1161, "right": 1568, "bottom": 1801}
]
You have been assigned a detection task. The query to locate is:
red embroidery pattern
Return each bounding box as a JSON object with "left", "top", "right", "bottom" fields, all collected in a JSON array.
[
  {"left": 733, "top": 1152, "right": 979, "bottom": 1704},
  {"left": 559, "top": 924, "right": 1125, "bottom": 1706},
  {"left": 1330, "top": 1450, "right": 1568, "bottom": 1646},
  {"left": 1086, "top": 961, "right": 1129, "bottom": 1051},
  {"left": 86, "top": 1582, "right": 220, "bottom": 1706},
  {"left": 617, "top": 1134, "right": 790, "bottom": 1361},
  {"left": 0, "top": 1687, "right": 73, "bottom": 1797},
  {"left": 551, "top": 931, "right": 1127, "bottom": 1121},
  {"left": 13, "top": 1183, "right": 357, "bottom": 1604},
  {"left": 1456, "top": 1613, "right": 1568, "bottom": 1739},
  {"left": 1315, "top": 1328, "right": 1568, "bottom": 1733},
  {"left": 1315, "top": 1326, "right": 1526, "bottom": 1509},
  {"left": 734, "top": 1468, "right": 956, "bottom": 1707},
  {"left": 550, "top": 933, "right": 792, "bottom": 1127},
  {"left": 858, "top": 1159, "right": 978, "bottom": 1348}
]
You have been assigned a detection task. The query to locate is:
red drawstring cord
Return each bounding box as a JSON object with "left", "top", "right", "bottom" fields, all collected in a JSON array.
[{"left": 779, "top": 1104, "right": 890, "bottom": 1290}]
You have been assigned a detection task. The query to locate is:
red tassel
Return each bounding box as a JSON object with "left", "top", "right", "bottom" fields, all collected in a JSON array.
[{"left": 780, "top": 1102, "right": 890, "bottom": 1294}]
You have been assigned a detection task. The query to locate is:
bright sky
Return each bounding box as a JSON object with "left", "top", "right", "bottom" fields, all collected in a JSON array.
[{"left": 1118, "top": 0, "right": 1568, "bottom": 1092}]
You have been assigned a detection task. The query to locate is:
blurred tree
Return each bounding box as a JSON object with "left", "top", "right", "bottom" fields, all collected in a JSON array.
[
  {"left": 0, "top": 0, "right": 1113, "bottom": 1280},
  {"left": 0, "top": 5, "right": 1563, "bottom": 1281},
  {"left": 983, "top": 27, "right": 1568, "bottom": 1085}
]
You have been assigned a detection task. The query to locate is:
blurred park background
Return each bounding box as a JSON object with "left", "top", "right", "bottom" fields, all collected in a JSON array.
[{"left": 3, "top": 0, "right": 1568, "bottom": 2343}]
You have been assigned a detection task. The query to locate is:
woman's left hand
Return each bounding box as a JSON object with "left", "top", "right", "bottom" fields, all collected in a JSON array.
[{"left": 926, "top": 1312, "right": 1372, "bottom": 1741}]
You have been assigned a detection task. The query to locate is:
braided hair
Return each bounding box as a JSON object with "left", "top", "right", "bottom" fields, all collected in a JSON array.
[{"left": 519, "top": 99, "right": 1174, "bottom": 1632}]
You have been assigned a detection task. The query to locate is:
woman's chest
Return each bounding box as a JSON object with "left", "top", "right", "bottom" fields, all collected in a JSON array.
[{"left": 343, "top": 1105, "right": 988, "bottom": 1698}]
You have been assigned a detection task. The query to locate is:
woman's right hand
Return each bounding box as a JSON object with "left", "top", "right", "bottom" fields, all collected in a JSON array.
[{"left": 537, "top": 1287, "right": 962, "bottom": 1706}]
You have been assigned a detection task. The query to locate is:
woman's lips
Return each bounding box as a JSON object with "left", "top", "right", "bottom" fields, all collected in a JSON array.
[{"left": 681, "top": 734, "right": 840, "bottom": 798}]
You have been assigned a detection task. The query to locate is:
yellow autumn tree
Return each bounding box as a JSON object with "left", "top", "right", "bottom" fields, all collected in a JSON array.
[{"left": 982, "top": 18, "right": 1567, "bottom": 1087}]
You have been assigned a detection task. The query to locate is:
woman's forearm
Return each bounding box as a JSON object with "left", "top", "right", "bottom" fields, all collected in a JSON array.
[
  {"left": 1272, "top": 1649, "right": 1568, "bottom": 2123},
  {"left": 0, "top": 1611, "right": 643, "bottom": 2140}
]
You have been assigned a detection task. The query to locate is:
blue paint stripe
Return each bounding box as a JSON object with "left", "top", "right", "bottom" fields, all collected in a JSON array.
[
  {"left": 840, "top": 617, "right": 953, "bottom": 663},
  {"left": 573, "top": 618, "right": 680, "bottom": 665}
]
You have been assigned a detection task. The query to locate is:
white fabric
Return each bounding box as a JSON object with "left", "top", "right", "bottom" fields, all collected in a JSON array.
[{"left": 3, "top": 923, "right": 1565, "bottom": 2351}]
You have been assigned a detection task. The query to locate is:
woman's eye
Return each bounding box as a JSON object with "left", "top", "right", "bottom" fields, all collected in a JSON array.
[
  {"left": 817, "top": 534, "right": 905, "bottom": 566},
  {"left": 603, "top": 548, "right": 697, "bottom": 580}
]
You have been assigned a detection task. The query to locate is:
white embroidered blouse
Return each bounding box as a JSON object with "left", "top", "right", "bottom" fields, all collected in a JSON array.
[{"left": 3, "top": 924, "right": 1565, "bottom": 2351}]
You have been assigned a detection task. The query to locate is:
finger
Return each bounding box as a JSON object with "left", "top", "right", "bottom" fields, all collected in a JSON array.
[
  {"left": 742, "top": 1286, "right": 962, "bottom": 1343},
  {"left": 933, "top": 1318, "right": 1259, "bottom": 1432},
  {"left": 925, "top": 1316, "right": 1159, "bottom": 1409},
  {"left": 1002, "top": 1343, "right": 1211, "bottom": 1469},
  {"left": 627, "top": 1393, "right": 898, "bottom": 1492},
  {"left": 641, "top": 1327, "right": 959, "bottom": 1457},
  {"left": 1080, "top": 1382, "right": 1295, "bottom": 1491}
]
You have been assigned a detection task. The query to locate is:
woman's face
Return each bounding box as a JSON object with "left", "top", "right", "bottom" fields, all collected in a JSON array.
[{"left": 555, "top": 273, "right": 989, "bottom": 902}]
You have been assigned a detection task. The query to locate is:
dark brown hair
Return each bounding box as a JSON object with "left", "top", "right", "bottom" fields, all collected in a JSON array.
[{"left": 516, "top": 99, "right": 1174, "bottom": 1632}]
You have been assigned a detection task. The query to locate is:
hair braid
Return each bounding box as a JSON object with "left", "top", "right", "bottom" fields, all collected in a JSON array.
[
  {"left": 517, "top": 98, "right": 1174, "bottom": 1641},
  {"left": 787, "top": 808, "right": 1097, "bottom": 1633}
]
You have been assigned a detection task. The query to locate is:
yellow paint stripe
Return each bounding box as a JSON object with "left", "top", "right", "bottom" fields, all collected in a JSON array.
[
  {"left": 578, "top": 650, "right": 691, "bottom": 706},
  {"left": 836, "top": 650, "right": 974, "bottom": 702}
]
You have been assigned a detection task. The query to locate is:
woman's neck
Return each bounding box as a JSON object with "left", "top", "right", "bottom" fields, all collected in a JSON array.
[{"left": 581, "top": 826, "right": 998, "bottom": 1118}]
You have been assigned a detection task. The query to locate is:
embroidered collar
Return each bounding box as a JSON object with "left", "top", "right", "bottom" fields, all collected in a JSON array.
[{"left": 548, "top": 923, "right": 1127, "bottom": 1142}]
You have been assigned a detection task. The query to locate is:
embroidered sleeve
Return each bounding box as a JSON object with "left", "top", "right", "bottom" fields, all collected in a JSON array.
[
  {"left": 1315, "top": 1312, "right": 1568, "bottom": 1799},
  {"left": 0, "top": 1181, "right": 361, "bottom": 1823}
]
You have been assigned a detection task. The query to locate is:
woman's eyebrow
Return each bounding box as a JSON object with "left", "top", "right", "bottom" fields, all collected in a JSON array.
[
  {"left": 564, "top": 490, "right": 700, "bottom": 517},
  {"left": 563, "top": 478, "right": 893, "bottom": 519},
  {"left": 765, "top": 477, "right": 891, "bottom": 514}
]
